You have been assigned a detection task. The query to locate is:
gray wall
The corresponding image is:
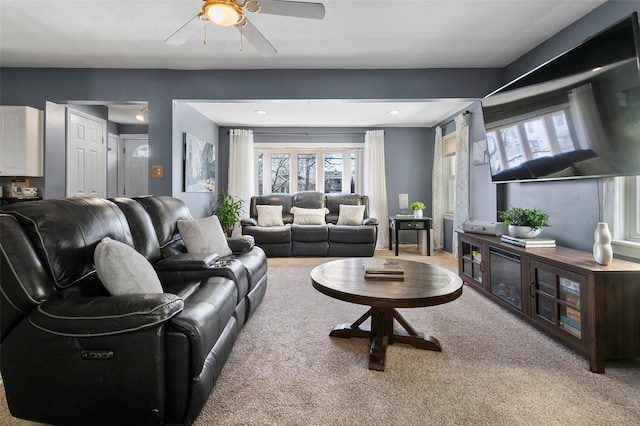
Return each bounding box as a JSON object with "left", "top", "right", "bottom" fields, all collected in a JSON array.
[
  {"left": 0, "top": 68, "right": 501, "bottom": 203},
  {"left": 173, "top": 102, "right": 219, "bottom": 218}
]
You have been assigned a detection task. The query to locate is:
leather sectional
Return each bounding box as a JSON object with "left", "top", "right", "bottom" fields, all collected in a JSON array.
[
  {"left": 0, "top": 195, "right": 267, "bottom": 426},
  {"left": 241, "top": 191, "right": 378, "bottom": 257}
]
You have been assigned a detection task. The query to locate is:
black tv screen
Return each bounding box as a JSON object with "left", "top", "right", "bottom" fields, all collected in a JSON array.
[{"left": 481, "top": 13, "right": 640, "bottom": 183}]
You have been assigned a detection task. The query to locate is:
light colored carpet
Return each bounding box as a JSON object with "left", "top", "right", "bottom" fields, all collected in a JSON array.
[{"left": 2, "top": 247, "right": 639, "bottom": 425}]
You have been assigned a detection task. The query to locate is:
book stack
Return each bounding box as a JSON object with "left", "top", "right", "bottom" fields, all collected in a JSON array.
[
  {"left": 363, "top": 259, "right": 404, "bottom": 280},
  {"left": 559, "top": 277, "right": 581, "bottom": 338},
  {"left": 500, "top": 234, "right": 556, "bottom": 248}
]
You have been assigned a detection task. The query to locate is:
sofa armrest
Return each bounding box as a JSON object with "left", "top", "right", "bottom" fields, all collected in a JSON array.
[
  {"left": 154, "top": 253, "right": 221, "bottom": 271},
  {"left": 241, "top": 218, "right": 258, "bottom": 226},
  {"left": 29, "top": 294, "right": 184, "bottom": 337},
  {"left": 227, "top": 235, "right": 255, "bottom": 253},
  {"left": 363, "top": 217, "right": 379, "bottom": 226}
]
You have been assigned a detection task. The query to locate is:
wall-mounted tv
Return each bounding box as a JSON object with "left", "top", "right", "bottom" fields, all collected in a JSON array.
[{"left": 481, "top": 13, "right": 640, "bottom": 183}]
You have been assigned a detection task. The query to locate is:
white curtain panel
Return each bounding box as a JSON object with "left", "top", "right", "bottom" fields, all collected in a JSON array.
[
  {"left": 364, "top": 130, "right": 390, "bottom": 249},
  {"left": 431, "top": 126, "right": 444, "bottom": 251},
  {"left": 228, "top": 129, "right": 255, "bottom": 234},
  {"left": 452, "top": 114, "right": 470, "bottom": 259}
]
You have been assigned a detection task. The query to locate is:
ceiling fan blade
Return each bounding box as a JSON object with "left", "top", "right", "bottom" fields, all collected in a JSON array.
[
  {"left": 258, "top": 0, "right": 326, "bottom": 19},
  {"left": 165, "top": 14, "right": 203, "bottom": 46},
  {"left": 238, "top": 19, "right": 277, "bottom": 57}
]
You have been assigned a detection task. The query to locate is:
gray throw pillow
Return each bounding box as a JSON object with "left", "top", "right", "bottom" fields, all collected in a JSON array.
[
  {"left": 94, "top": 237, "right": 163, "bottom": 295},
  {"left": 337, "top": 204, "right": 366, "bottom": 225},
  {"left": 177, "top": 215, "right": 233, "bottom": 257}
]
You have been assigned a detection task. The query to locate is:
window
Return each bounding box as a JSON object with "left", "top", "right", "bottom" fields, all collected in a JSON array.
[
  {"left": 607, "top": 175, "right": 640, "bottom": 260},
  {"left": 255, "top": 143, "right": 363, "bottom": 195}
]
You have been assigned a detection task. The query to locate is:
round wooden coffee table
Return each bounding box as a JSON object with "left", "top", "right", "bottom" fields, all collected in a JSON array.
[{"left": 311, "top": 258, "right": 463, "bottom": 371}]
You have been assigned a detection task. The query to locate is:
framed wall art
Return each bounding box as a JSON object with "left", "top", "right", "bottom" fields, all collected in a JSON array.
[{"left": 183, "top": 133, "right": 215, "bottom": 193}]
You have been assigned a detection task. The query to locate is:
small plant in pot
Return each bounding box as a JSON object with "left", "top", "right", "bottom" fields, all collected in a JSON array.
[
  {"left": 499, "top": 207, "right": 549, "bottom": 239},
  {"left": 213, "top": 191, "right": 244, "bottom": 237},
  {"left": 410, "top": 201, "right": 425, "bottom": 218}
]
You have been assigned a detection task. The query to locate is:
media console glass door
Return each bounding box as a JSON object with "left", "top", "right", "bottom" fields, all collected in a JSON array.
[{"left": 489, "top": 248, "right": 522, "bottom": 311}]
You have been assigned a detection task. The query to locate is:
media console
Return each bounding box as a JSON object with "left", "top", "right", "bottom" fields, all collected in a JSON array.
[{"left": 457, "top": 231, "right": 640, "bottom": 373}]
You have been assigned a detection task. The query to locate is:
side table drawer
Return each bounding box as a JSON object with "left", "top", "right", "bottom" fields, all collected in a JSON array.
[{"left": 398, "top": 221, "right": 426, "bottom": 230}]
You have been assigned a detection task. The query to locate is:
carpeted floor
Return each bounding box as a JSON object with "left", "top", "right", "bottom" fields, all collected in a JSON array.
[{"left": 2, "top": 247, "right": 639, "bottom": 425}]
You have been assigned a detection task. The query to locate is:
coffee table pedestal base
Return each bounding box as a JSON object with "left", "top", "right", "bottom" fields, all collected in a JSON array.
[{"left": 329, "top": 307, "right": 441, "bottom": 371}]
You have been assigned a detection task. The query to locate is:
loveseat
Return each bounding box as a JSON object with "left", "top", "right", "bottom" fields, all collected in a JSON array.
[
  {"left": 241, "top": 191, "right": 378, "bottom": 257},
  {"left": 0, "top": 195, "right": 267, "bottom": 426}
]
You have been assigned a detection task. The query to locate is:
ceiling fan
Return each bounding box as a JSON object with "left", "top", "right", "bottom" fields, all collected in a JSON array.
[{"left": 165, "top": 0, "right": 325, "bottom": 56}]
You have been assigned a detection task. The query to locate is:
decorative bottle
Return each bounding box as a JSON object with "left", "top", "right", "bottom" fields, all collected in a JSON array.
[{"left": 593, "top": 222, "right": 613, "bottom": 266}]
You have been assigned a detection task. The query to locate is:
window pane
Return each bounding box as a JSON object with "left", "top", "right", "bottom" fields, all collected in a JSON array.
[
  {"left": 524, "top": 118, "right": 552, "bottom": 159},
  {"left": 324, "top": 153, "right": 343, "bottom": 193},
  {"left": 258, "top": 153, "right": 264, "bottom": 195},
  {"left": 500, "top": 126, "right": 524, "bottom": 167},
  {"left": 271, "top": 153, "right": 290, "bottom": 193},
  {"left": 297, "top": 153, "right": 317, "bottom": 191},
  {"left": 486, "top": 131, "right": 503, "bottom": 173},
  {"left": 132, "top": 144, "right": 149, "bottom": 158}
]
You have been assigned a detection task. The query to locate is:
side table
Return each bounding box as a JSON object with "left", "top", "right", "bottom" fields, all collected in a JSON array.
[{"left": 389, "top": 216, "right": 432, "bottom": 256}]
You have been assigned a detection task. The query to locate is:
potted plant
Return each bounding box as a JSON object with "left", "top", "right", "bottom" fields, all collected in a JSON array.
[
  {"left": 499, "top": 207, "right": 549, "bottom": 238},
  {"left": 213, "top": 191, "right": 244, "bottom": 237},
  {"left": 410, "top": 201, "right": 425, "bottom": 218}
]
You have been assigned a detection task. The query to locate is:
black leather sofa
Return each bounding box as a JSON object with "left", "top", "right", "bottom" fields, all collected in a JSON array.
[
  {"left": 241, "top": 191, "right": 378, "bottom": 257},
  {"left": 0, "top": 195, "right": 267, "bottom": 426}
]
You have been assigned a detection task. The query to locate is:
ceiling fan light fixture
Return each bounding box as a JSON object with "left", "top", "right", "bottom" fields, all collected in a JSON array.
[{"left": 204, "top": 1, "right": 243, "bottom": 26}]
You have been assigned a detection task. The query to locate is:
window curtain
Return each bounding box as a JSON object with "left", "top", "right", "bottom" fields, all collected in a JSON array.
[
  {"left": 364, "top": 130, "right": 389, "bottom": 249},
  {"left": 228, "top": 129, "right": 255, "bottom": 235},
  {"left": 452, "top": 114, "right": 470, "bottom": 259},
  {"left": 431, "top": 126, "right": 444, "bottom": 251}
]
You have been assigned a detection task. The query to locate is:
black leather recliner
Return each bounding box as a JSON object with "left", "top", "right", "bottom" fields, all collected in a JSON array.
[{"left": 0, "top": 195, "right": 267, "bottom": 426}]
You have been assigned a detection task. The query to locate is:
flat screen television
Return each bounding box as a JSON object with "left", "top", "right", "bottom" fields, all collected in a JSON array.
[{"left": 481, "top": 13, "right": 640, "bottom": 183}]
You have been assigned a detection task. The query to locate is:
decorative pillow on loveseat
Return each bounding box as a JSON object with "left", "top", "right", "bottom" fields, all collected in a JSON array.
[
  {"left": 94, "top": 237, "right": 164, "bottom": 295},
  {"left": 177, "top": 215, "right": 233, "bottom": 256},
  {"left": 337, "top": 204, "right": 366, "bottom": 225},
  {"left": 256, "top": 205, "right": 285, "bottom": 227},
  {"left": 290, "top": 207, "right": 330, "bottom": 225}
]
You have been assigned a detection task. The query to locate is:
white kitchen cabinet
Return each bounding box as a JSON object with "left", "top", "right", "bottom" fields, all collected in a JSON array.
[{"left": 0, "top": 106, "right": 44, "bottom": 177}]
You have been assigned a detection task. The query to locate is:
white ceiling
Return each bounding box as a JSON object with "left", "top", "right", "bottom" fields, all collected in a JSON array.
[{"left": 0, "top": 0, "right": 606, "bottom": 127}]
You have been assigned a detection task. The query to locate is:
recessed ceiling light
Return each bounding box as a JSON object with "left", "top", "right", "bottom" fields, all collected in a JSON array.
[
  {"left": 255, "top": 110, "right": 267, "bottom": 115},
  {"left": 388, "top": 110, "right": 399, "bottom": 115}
]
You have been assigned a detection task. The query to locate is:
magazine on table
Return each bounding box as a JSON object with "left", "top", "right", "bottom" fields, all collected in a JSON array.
[{"left": 363, "top": 259, "right": 404, "bottom": 280}]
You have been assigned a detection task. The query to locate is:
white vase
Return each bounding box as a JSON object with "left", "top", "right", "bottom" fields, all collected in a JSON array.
[
  {"left": 593, "top": 222, "right": 613, "bottom": 265},
  {"left": 508, "top": 225, "right": 541, "bottom": 239},
  {"left": 414, "top": 210, "right": 423, "bottom": 218}
]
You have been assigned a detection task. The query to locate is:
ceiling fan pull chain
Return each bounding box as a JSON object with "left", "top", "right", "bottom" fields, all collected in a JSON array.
[
  {"left": 204, "top": 22, "right": 208, "bottom": 45},
  {"left": 239, "top": 25, "right": 244, "bottom": 51}
]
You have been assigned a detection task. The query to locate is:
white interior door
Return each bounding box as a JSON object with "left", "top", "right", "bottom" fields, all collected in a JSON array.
[
  {"left": 123, "top": 137, "right": 149, "bottom": 197},
  {"left": 67, "top": 109, "right": 106, "bottom": 197}
]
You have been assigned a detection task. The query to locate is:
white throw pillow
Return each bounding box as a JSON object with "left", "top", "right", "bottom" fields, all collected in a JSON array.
[
  {"left": 257, "top": 205, "right": 284, "bottom": 227},
  {"left": 337, "top": 204, "right": 366, "bottom": 225},
  {"left": 94, "top": 237, "right": 164, "bottom": 295},
  {"left": 290, "top": 207, "right": 329, "bottom": 225},
  {"left": 177, "top": 215, "right": 233, "bottom": 256}
]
